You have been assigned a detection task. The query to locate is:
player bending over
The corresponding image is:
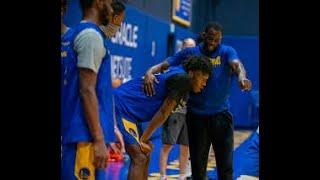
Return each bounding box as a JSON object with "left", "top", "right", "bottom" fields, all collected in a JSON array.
[{"left": 113, "top": 55, "right": 213, "bottom": 180}]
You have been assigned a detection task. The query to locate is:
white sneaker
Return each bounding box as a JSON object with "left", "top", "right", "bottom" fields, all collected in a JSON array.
[
  {"left": 237, "top": 175, "right": 259, "bottom": 180},
  {"left": 185, "top": 160, "right": 192, "bottom": 177},
  {"left": 179, "top": 174, "right": 189, "bottom": 180}
]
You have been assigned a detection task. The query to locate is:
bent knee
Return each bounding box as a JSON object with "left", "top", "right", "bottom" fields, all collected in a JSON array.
[{"left": 131, "top": 153, "right": 149, "bottom": 166}]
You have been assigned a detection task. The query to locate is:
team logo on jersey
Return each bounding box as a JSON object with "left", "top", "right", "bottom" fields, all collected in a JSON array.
[
  {"left": 61, "top": 51, "right": 67, "bottom": 58},
  {"left": 210, "top": 56, "right": 221, "bottom": 67},
  {"left": 128, "top": 128, "right": 138, "bottom": 138},
  {"left": 172, "top": 98, "right": 187, "bottom": 113},
  {"left": 78, "top": 167, "right": 90, "bottom": 179},
  {"left": 61, "top": 41, "right": 70, "bottom": 46}
]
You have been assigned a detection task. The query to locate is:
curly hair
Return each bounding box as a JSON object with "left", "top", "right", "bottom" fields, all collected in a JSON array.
[{"left": 183, "top": 55, "right": 213, "bottom": 75}]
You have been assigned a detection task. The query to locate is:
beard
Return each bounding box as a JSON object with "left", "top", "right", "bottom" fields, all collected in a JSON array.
[
  {"left": 207, "top": 45, "right": 216, "bottom": 52},
  {"left": 204, "top": 43, "right": 218, "bottom": 53}
]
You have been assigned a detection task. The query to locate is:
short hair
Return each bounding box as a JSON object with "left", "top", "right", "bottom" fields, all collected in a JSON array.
[
  {"left": 79, "top": 0, "right": 95, "bottom": 12},
  {"left": 112, "top": 0, "right": 125, "bottom": 15},
  {"left": 183, "top": 56, "right": 213, "bottom": 75},
  {"left": 182, "top": 38, "right": 196, "bottom": 48},
  {"left": 204, "top": 22, "right": 223, "bottom": 33}
]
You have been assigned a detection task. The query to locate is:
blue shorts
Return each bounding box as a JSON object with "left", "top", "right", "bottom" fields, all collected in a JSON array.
[
  {"left": 115, "top": 107, "right": 143, "bottom": 145},
  {"left": 61, "top": 142, "right": 106, "bottom": 180}
]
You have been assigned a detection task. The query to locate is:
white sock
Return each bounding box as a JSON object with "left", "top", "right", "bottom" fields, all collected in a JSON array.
[
  {"left": 179, "top": 174, "right": 188, "bottom": 180},
  {"left": 160, "top": 175, "right": 167, "bottom": 180}
]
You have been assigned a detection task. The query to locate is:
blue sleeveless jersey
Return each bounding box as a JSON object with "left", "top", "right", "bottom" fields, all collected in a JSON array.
[{"left": 61, "top": 22, "right": 115, "bottom": 144}]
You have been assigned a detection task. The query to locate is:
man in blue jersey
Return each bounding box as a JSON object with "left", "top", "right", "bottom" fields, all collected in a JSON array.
[
  {"left": 61, "top": 0, "right": 69, "bottom": 36},
  {"left": 103, "top": 0, "right": 128, "bottom": 158},
  {"left": 143, "top": 22, "right": 252, "bottom": 180},
  {"left": 60, "top": 0, "right": 125, "bottom": 179},
  {"left": 61, "top": 0, "right": 74, "bottom": 56},
  {"left": 61, "top": 0, "right": 75, "bottom": 83},
  {"left": 61, "top": 0, "right": 72, "bottom": 159},
  {"left": 114, "top": 56, "right": 212, "bottom": 180}
]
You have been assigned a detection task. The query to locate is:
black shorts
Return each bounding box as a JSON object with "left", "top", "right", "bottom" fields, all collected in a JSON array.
[{"left": 162, "top": 112, "right": 189, "bottom": 146}]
